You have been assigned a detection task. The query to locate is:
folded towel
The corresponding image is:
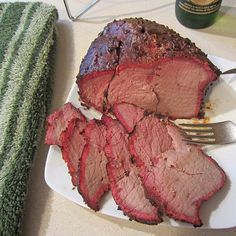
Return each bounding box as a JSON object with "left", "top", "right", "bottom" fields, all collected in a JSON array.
[{"left": 0, "top": 2, "right": 57, "bottom": 235}]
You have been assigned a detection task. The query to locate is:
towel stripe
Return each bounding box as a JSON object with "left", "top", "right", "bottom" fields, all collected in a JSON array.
[
  {"left": 0, "top": 2, "right": 39, "bottom": 106},
  {"left": 0, "top": 28, "right": 55, "bottom": 233},
  {"left": 0, "top": 2, "right": 57, "bottom": 234},
  {"left": 0, "top": 4, "right": 57, "bottom": 169},
  {"left": 0, "top": 3, "right": 10, "bottom": 22},
  {"left": 0, "top": 3, "right": 26, "bottom": 65}
]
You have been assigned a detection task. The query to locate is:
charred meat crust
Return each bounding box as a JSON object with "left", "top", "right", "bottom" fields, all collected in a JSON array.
[{"left": 77, "top": 18, "right": 221, "bottom": 79}]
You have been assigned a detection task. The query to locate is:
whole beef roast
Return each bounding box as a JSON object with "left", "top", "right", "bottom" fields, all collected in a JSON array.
[
  {"left": 129, "top": 115, "right": 226, "bottom": 226},
  {"left": 102, "top": 115, "right": 162, "bottom": 224},
  {"left": 78, "top": 120, "right": 109, "bottom": 211},
  {"left": 77, "top": 18, "right": 220, "bottom": 118}
]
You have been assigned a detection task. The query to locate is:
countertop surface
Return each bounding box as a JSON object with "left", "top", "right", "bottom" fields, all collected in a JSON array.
[{"left": 16, "top": 0, "right": 236, "bottom": 235}]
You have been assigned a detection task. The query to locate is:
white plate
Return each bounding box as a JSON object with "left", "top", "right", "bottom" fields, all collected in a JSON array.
[{"left": 45, "top": 55, "right": 236, "bottom": 229}]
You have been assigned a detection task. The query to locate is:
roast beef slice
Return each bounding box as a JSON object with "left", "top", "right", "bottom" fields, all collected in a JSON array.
[
  {"left": 102, "top": 115, "right": 162, "bottom": 224},
  {"left": 45, "top": 102, "right": 86, "bottom": 146},
  {"left": 78, "top": 120, "right": 109, "bottom": 211},
  {"left": 129, "top": 115, "right": 226, "bottom": 226}
]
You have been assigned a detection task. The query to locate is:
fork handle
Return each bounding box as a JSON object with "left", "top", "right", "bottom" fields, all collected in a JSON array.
[{"left": 221, "top": 68, "right": 236, "bottom": 75}]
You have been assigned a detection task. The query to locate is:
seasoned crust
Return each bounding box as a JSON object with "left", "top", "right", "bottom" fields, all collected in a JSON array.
[{"left": 77, "top": 18, "right": 221, "bottom": 79}]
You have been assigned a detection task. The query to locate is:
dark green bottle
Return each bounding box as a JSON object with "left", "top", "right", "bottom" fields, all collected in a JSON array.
[{"left": 175, "top": 0, "right": 222, "bottom": 29}]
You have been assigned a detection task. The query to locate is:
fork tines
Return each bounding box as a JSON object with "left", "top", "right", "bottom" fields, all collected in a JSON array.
[{"left": 179, "top": 123, "right": 216, "bottom": 145}]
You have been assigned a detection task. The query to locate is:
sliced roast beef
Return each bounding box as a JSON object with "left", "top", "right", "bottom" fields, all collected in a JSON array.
[
  {"left": 113, "top": 103, "right": 144, "bottom": 133},
  {"left": 46, "top": 103, "right": 109, "bottom": 209},
  {"left": 108, "top": 59, "right": 217, "bottom": 117},
  {"left": 60, "top": 119, "right": 87, "bottom": 186},
  {"left": 129, "top": 116, "right": 226, "bottom": 226},
  {"left": 77, "top": 18, "right": 220, "bottom": 118},
  {"left": 45, "top": 102, "right": 86, "bottom": 146},
  {"left": 45, "top": 17, "right": 227, "bottom": 226},
  {"left": 78, "top": 120, "right": 109, "bottom": 211},
  {"left": 102, "top": 115, "right": 162, "bottom": 224},
  {"left": 79, "top": 70, "right": 115, "bottom": 112}
]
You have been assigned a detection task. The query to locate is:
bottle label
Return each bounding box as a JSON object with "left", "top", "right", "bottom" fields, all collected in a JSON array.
[{"left": 178, "top": 0, "right": 222, "bottom": 15}]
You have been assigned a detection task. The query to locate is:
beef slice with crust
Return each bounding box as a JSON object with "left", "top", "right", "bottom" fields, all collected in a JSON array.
[
  {"left": 60, "top": 118, "right": 87, "bottom": 186},
  {"left": 78, "top": 120, "right": 109, "bottom": 211},
  {"left": 102, "top": 115, "right": 162, "bottom": 224},
  {"left": 129, "top": 115, "right": 226, "bottom": 226},
  {"left": 113, "top": 103, "right": 144, "bottom": 133},
  {"left": 45, "top": 102, "right": 86, "bottom": 146}
]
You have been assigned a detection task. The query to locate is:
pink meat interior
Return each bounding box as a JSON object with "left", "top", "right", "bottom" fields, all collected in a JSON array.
[
  {"left": 129, "top": 115, "right": 226, "bottom": 226},
  {"left": 108, "top": 58, "right": 215, "bottom": 118}
]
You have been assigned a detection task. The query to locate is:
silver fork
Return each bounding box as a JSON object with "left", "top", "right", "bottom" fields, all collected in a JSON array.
[
  {"left": 179, "top": 121, "right": 236, "bottom": 145},
  {"left": 222, "top": 68, "right": 236, "bottom": 75},
  {"left": 179, "top": 68, "right": 236, "bottom": 145}
]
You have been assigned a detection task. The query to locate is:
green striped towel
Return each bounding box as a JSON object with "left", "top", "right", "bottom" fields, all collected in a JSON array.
[{"left": 0, "top": 2, "right": 57, "bottom": 235}]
